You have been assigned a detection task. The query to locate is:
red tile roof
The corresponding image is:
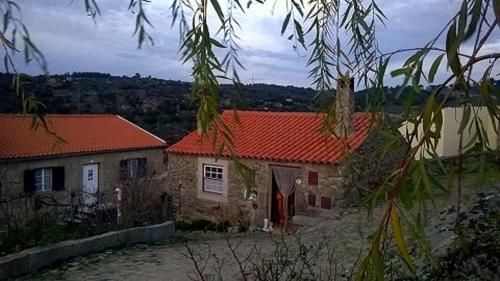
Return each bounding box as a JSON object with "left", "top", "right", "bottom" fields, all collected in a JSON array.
[
  {"left": 168, "top": 110, "right": 373, "bottom": 165},
  {"left": 0, "top": 114, "right": 167, "bottom": 160}
]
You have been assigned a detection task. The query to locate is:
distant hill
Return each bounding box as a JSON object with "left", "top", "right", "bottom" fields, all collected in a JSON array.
[
  {"left": 0, "top": 72, "right": 496, "bottom": 145},
  {"left": 0, "top": 73, "right": 317, "bottom": 145}
]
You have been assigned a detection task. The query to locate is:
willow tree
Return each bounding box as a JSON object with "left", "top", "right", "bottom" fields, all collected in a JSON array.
[{"left": 1, "top": 0, "right": 499, "bottom": 279}]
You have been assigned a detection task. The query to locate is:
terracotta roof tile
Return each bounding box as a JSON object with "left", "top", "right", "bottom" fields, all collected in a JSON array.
[
  {"left": 0, "top": 114, "right": 167, "bottom": 160},
  {"left": 168, "top": 110, "right": 373, "bottom": 164}
]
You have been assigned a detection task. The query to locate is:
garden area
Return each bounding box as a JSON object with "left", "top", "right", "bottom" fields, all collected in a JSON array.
[{"left": 0, "top": 175, "right": 171, "bottom": 257}]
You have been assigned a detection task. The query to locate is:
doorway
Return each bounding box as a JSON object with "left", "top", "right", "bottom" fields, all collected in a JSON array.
[
  {"left": 82, "top": 164, "right": 99, "bottom": 206},
  {"left": 270, "top": 169, "right": 296, "bottom": 225}
]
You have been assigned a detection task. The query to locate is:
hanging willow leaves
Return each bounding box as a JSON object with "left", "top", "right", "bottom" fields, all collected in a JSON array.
[
  {"left": 84, "top": 0, "right": 101, "bottom": 17},
  {"left": 412, "top": 60, "right": 423, "bottom": 93},
  {"left": 356, "top": 228, "right": 385, "bottom": 281},
  {"left": 464, "top": 0, "right": 482, "bottom": 40},
  {"left": 376, "top": 57, "right": 390, "bottom": 87},
  {"left": 391, "top": 68, "right": 410, "bottom": 78},
  {"left": 494, "top": 0, "right": 500, "bottom": 28},
  {"left": 129, "top": 0, "right": 154, "bottom": 48},
  {"left": 281, "top": 12, "right": 291, "bottom": 35},
  {"left": 458, "top": 103, "right": 472, "bottom": 134},
  {"left": 0, "top": 0, "right": 49, "bottom": 132},
  {"left": 210, "top": 0, "right": 225, "bottom": 23},
  {"left": 294, "top": 19, "right": 305, "bottom": 47},
  {"left": 390, "top": 206, "right": 417, "bottom": 272},
  {"left": 428, "top": 54, "right": 444, "bottom": 83},
  {"left": 2, "top": 0, "right": 500, "bottom": 279},
  {"left": 445, "top": 20, "right": 462, "bottom": 78}
]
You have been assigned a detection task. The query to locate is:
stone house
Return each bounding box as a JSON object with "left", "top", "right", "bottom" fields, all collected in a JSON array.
[
  {"left": 0, "top": 114, "right": 167, "bottom": 224},
  {"left": 166, "top": 79, "right": 381, "bottom": 227}
]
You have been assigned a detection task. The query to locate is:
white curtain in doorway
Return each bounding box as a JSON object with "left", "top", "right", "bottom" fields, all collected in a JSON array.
[
  {"left": 272, "top": 166, "right": 301, "bottom": 197},
  {"left": 271, "top": 166, "right": 301, "bottom": 223}
]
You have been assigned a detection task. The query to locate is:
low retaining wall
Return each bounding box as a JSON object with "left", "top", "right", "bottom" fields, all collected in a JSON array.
[{"left": 0, "top": 221, "right": 174, "bottom": 280}]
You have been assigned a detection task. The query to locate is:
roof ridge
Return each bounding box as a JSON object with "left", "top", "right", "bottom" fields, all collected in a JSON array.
[
  {"left": 222, "top": 110, "right": 323, "bottom": 116},
  {"left": 116, "top": 115, "right": 166, "bottom": 144},
  {"left": 222, "top": 110, "right": 371, "bottom": 117}
]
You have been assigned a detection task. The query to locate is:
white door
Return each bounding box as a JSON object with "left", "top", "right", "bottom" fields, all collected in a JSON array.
[{"left": 82, "top": 164, "right": 99, "bottom": 206}]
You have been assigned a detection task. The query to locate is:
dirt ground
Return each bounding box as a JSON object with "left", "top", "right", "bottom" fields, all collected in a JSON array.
[
  {"left": 18, "top": 183, "right": 496, "bottom": 281},
  {"left": 16, "top": 161, "right": 499, "bottom": 281},
  {"left": 17, "top": 208, "right": 378, "bottom": 281}
]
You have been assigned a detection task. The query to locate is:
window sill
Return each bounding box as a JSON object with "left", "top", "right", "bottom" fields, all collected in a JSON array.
[
  {"left": 203, "top": 190, "right": 223, "bottom": 196},
  {"left": 27, "top": 190, "right": 56, "bottom": 197},
  {"left": 198, "top": 191, "right": 225, "bottom": 202},
  {"left": 36, "top": 190, "right": 54, "bottom": 194}
]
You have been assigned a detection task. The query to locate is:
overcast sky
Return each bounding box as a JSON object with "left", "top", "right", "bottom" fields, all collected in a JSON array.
[{"left": 11, "top": 0, "right": 500, "bottom": 87}]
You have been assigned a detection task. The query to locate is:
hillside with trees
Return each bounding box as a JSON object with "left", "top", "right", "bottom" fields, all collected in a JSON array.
[
  {"left": 0, "top": 72, "right": 317, "bottom": 145},
  {"left": 0, "top": 72, "right": 496, "bottom": 145}
]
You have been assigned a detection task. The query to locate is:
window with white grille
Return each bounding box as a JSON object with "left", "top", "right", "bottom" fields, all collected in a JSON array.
[{"left": 203, "top": 164, "right": 223, "bottom": 195}]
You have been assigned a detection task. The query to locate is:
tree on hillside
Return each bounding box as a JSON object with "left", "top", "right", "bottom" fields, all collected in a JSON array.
[{"left": 1, "top": 0, "right": 499, "bottom": 279}]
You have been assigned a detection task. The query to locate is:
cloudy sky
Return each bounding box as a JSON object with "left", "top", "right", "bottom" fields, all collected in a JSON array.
[{"left": 11, "top": 0, "right": 500, "bottom": 87}]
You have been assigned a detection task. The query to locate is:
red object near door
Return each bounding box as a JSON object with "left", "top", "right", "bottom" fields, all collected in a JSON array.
[
  {"left": 271, "top": 171, "right": 296, "bottom": 225},
  {"left": 276, "top": 192, "right": 285, "bottom": 224},
  {"left": 273, "top": 191, "right": 295, "bottom": 224}
]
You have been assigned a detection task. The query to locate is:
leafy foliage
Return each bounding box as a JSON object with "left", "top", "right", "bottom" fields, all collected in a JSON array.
[
  {"left": 391, "top": 190, "right": 500, "bottom": 281},
  {"left": 1, "top": 0, "right": 499, "bottom": 279}
]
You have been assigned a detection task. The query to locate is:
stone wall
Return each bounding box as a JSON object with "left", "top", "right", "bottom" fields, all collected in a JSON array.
[
  {"left": 166, "top": 153, "right": 346, "bottom": 227},
  {"left": 0, "top": 221, "right": 175, "bottom": 280}
]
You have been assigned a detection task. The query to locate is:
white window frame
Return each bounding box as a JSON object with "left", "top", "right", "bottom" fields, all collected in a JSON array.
[
  {"left": 197, "top": 158, "right": 229, "bottom": 202},
  {"left": 34, "top": 168, "right": 53, "bottom": 193},
  {"left": 203, "top": 164, "right": 224, "bottom": 195}
]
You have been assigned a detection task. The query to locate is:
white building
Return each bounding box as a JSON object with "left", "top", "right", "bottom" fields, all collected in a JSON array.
[{"left": 399, "top": 106, "right": 499, "bottom": 158}]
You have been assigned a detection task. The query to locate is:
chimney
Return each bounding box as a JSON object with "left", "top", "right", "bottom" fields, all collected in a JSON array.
[{"left": 334, "top": 75, "right": 355, "bottom": 137}]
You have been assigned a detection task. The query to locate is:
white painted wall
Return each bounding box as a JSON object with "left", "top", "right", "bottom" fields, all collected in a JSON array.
[{"left": 399, "top": 106, "right": 499, "bottom": 159}]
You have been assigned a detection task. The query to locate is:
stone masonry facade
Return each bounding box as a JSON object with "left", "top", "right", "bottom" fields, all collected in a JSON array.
[{"left": 166, "top": 153, "right": 347, "bottom": 228}]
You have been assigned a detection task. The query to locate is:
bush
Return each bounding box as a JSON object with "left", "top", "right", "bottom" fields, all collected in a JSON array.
[
  {"left": 390, "top": 191, "right": 500, "bottom": 281},
  {"left": 0, "top": 190, "right": 119, "bottom": 256},
  {"left": 118, "top": 174, "right": 169, "bottom": 228}
]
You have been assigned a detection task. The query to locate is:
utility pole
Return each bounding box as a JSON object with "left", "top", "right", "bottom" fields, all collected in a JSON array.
[{"left": 76, "top": 81, "right": 80, "bottom": 114}]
